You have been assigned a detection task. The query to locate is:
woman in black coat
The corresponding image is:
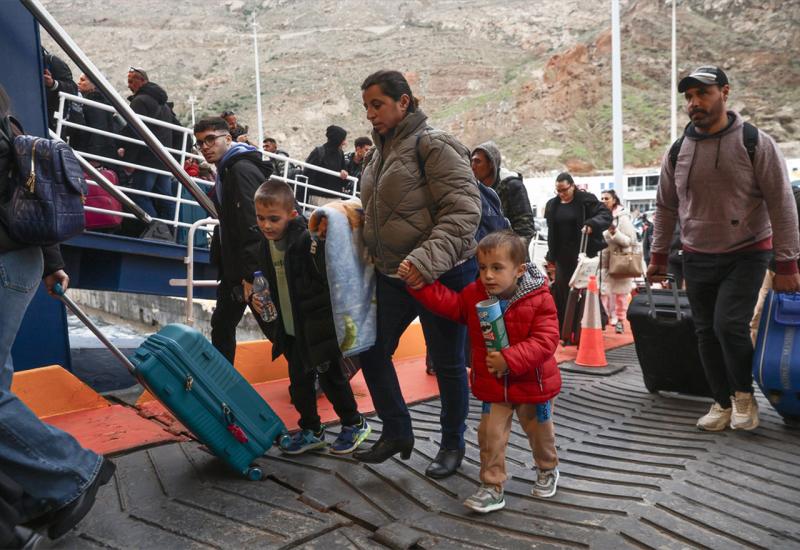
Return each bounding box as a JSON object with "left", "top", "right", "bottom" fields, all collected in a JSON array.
[{"left": 544, "top": 172, "right": 612, "bottom": 340}]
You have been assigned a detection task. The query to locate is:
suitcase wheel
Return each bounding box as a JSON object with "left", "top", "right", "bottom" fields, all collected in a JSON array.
[
  {"left": 276, "top": 432, "right": 289, "bottom": 447},
  {"left": 246, "top": 467, "right": 263, "bottom": 481}
]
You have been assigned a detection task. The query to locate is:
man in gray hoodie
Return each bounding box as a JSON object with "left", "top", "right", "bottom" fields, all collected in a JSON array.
[
  {"left": 471, "top": 141, "right": 536, "bottom": 246},
  {"left": 648, "top": 66, "right": 800, "bottom": 432}
]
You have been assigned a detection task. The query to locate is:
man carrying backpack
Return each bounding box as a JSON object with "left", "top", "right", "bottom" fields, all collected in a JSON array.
[
  {"left": 647, "top": 66, "right": 800, "bottom": 432},
  {"left": 193, "top": 117, "right": 273, "bottom": 364}
]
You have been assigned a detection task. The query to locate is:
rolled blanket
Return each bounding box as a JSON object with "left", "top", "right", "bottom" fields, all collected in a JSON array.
[{"left": 309, "top": 199, "right": 376, "bottom": 357}]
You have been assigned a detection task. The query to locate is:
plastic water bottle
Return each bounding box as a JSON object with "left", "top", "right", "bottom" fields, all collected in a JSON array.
[{"left": 252, "top": 271, "right": 278, "bottom": 322}]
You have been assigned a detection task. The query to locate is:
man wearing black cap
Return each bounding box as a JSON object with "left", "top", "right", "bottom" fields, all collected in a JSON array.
[
  {"left": 304, "top": 125, "right": 350, "bottom": 206},
  {"left": 648, "top": 66, "right": 800, "bottom": 433}
]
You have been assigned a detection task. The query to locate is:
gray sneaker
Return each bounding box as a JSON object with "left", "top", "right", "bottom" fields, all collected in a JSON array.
[
  {"left": 463, "top": 484, "right": 505, "bottom": 513},
  {"left": 532, "top": 467, "right": 559, "bottom": 498}
]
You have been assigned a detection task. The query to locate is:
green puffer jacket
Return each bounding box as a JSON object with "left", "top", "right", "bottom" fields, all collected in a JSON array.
[{"left": 360, "top": 110, "right": 481, "bottom": 283}]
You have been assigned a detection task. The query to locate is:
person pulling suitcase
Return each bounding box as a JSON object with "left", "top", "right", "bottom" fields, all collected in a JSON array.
[{"left": 647, "top": 66, "right": 800, "bottom": 432}]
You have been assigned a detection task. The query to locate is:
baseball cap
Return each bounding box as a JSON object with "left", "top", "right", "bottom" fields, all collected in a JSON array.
[{"left": 678, "top": 66, "right": 729, "bottom": 92}]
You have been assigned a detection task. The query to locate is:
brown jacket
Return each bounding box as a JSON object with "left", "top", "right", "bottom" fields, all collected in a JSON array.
[{"left": 360, "top": 110, "right": 480, "bottom": 282}]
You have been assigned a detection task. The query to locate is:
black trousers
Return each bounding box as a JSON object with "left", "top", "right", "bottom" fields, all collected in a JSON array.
[
  {"left": 283, "top": 336, "right": 360, "bottom": 432},
  {"left": 683, "top": 250, "right": 770, "bottom": 408},
  {"left": 210, "top": 279, "right": 249, "bottom": 365}
]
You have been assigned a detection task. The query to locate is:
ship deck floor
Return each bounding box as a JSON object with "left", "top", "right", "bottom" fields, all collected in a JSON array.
[{"left": 50, "top": 345, "right": 800, "bottom": 549}]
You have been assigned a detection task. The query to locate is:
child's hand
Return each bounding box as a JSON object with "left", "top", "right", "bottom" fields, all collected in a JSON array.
[
  {"left": 397, "top": 260, "right": 411, "bottom": 279},
  {"left": 243, "top": 279, "right": 263, "bottom": 315},
  {"left": 242, "top": 279, "right": 253, "bottom": 303},
  {"left": 486, "top": 351, "right": 508, "bottom": 378},
  {"left": 398, "top": 260, "right": 425, "bottom": 290}
]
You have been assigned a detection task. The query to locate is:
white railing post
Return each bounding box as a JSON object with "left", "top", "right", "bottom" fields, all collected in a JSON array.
[
  {"left": 55, "top": 92, "right": 67, "bottom": 139},
  {"left": 169, "top": 218, "right": 219, "bottom": 325}
]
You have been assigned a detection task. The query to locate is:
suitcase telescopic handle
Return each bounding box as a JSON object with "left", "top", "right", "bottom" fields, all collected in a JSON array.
[
  {"left": 643, "top": 274, "right": 683, "bottom": 321},
  {"left": 579, "top": 229, "right": 589, "bottom": 256},
  {"left": 54, "top": 283, "right": 138, "bottom": 375}
]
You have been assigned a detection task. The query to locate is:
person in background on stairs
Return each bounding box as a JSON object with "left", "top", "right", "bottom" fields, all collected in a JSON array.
[{"left": 648, "top": 66, "right": 800, "bottom": 432}]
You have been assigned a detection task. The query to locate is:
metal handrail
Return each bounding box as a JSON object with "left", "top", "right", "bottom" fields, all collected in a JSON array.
[
  {"left": 56, "top": 92, "right": 205, "bottom": 162},
  {"left": 21, "top": 0, "right": 217, "bottom": 218},
  {"left": 58, "top": 92, "right": 363, "bottom": 230},
  {"left": 168, "top": 218, "right": 220, "bottom": 326}
]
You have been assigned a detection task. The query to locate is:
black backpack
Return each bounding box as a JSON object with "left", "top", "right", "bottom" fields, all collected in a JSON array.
[
  {"left": 414, "top": 130, "right": 510, "bottom": 241},
  {"left": 669, "top": 122, "right": 758, "bottom": 169}
]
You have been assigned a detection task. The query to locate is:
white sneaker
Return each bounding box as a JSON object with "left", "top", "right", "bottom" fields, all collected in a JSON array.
[
  {"left": 696, "top": 403, "right": 732, "bottom": 431},
  {"left": 730, "top": 391, "right": 759, "bottom": 430}
]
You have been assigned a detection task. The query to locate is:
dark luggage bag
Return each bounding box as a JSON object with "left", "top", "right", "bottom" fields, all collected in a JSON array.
[
  {"left": 56, "top": 286, "right": 286, "bottom": 480},
  {"left": 628, "top": 279, "right": 712, "bottom": 396},
  {"left": 560, "top": 286, "right": 608, "bottom": 346}
]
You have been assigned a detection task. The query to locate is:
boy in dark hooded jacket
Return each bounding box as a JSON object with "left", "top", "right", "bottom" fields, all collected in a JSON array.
[{"left": 250, "top": 179, "right": 370, "bottom": 455}]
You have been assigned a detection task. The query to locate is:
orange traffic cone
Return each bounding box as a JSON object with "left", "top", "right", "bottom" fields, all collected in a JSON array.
[{"left": 575, "top": 275, "right": 608, "bottom": 368}]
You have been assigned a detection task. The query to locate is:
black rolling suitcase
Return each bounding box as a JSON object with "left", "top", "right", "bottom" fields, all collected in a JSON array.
[{"left": 628, "top": 279, "right": 712, "bottom": 396}]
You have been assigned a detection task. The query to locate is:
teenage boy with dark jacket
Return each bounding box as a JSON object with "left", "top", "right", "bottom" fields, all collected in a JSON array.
[{"left": 194, "top": 116, "right": 272, "bottom": 364}]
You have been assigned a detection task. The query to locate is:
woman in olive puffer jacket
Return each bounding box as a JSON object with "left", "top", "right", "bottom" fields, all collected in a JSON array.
[{"left": 353, "top": 70, "right": 481, "bottom": 479}]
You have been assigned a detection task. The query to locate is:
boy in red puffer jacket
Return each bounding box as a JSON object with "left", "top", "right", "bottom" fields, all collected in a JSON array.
[{"left": 399, "top": 230, "right": 561, "bottom": 513}]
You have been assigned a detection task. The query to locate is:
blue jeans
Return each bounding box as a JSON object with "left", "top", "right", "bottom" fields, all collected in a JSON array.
[
  {"left": 359, "top": 258, "right": 477, "bottom": 450},
  {"left": 0, "top": 247, "right": 102, "bottom": 521},
  {"left": 130, "top": 170, "right": 175, "bottom": 220}
]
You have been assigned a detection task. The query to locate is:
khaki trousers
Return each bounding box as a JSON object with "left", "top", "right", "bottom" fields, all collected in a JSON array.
[{"left": 478, "top": 401, "right": 558, "bottom": 490}]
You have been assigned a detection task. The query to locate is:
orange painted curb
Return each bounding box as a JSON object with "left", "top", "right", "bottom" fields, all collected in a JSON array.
[
  {"left": 11, "top": 365, "right": 109, "bottom": 419},
  {"left": 135, "top": 355, "right": 440, "bottom": 436},
  {"left": 44, "top": 404, "right": 183, "bottom": 456},
  {"left": 233, "top": 340, "right": 289, "bottom": 383}
]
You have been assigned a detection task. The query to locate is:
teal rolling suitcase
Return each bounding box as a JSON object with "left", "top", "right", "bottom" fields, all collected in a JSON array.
[{"left": 57, "top": 286, "right": 286, "bottom": 480}]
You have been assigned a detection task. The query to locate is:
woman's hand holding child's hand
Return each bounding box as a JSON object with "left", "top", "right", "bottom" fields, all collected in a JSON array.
[
  {"left": 398, "top": 260, "right": 425, "bottom": 290},
  {"left": 486, "top": 351, "right": 508, "bottom": 378}
]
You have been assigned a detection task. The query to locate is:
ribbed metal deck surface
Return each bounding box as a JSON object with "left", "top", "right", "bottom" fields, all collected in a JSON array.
[{"left": 52, "top": 346, "right": 800, "bottom": 549}]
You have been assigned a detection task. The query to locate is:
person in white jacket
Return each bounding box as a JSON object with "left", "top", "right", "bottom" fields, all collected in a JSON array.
[{"left": 599, "top": 190, "right": 638, "bottom": 333}]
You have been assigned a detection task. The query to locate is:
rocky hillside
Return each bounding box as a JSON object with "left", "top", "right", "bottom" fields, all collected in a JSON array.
[{"left": 41, "top": 0, "right": 800, "bottom": 174}]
